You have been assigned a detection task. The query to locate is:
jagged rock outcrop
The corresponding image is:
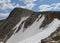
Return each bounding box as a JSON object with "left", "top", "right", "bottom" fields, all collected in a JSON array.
[{"left": 0, "top": 7, "right": 60, "bottom": 43}]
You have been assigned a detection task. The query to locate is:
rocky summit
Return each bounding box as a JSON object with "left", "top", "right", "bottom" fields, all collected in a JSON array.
[{"left": 0, "top": 7, "right": 60, "bottom": 43}]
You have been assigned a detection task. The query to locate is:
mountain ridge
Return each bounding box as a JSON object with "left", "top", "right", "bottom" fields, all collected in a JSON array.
[{"left": 0, "top": 7, "right": 60, "bottom": 43}]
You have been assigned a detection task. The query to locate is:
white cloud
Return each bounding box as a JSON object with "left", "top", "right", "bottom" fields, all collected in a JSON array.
[
  {"left": 0, "top": 13, "right": 9, "bottom": 20},
  {"left": 20, "top": 0, "right": 37, "bottom": 10},
  {"left": 0, "top": 0, "right": 37, "bottom": 11},
  {"left": 39, "top": 5, "right": 52, "bottom": 11},
  {"left": 39, "top": 3, "right": 60, "bottom": 11},
  {"left": 0, "top": 0, "right": 21, "bottom": 20},
  {"left": 20, "top": 2, "right": 35, "bottom": 10},
  {"left": 20, "top": 0, "right": 36, "bottom": 4},
  {"left": 0, "top": 0, "right": 20, "bottom": 10}
]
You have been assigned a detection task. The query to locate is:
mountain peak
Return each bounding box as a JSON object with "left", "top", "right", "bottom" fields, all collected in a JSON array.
[{"left": 0, "top": 7, "right": 60, "bottom": 43}]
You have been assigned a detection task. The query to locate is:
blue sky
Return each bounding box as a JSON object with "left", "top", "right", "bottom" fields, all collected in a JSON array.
[{"left": 0, "top": 0, "right": 60, "bottom": 20}]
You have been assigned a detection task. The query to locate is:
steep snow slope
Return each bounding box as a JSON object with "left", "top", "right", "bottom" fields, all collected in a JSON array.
[
  {"left": 6, "top": 14, "right": 45, "bottom": 43},
  {"left": 18, "top": 19, "right": 60, "bottom": 43},
  {"left": 6, "top": 17, "right": 60, "bottom": 43}
]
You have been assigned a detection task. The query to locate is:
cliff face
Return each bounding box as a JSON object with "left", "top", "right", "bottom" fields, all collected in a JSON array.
[
  {"left": 0, "top": 7, "right": 60, "bottom": 43},
  {"left": 0, "top": 20, "right": 5, "bottom": 26}
]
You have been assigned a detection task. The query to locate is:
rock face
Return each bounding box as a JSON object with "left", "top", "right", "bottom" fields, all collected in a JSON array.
[
  {"left": 0, "top": 20, "right": 5, "bottom": 27},
  {"left": 0, "top": 7, "right": 60, "bottom": 43},
  {"left": 0, "top": 20, "right": 4, "bottom": 23}
]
